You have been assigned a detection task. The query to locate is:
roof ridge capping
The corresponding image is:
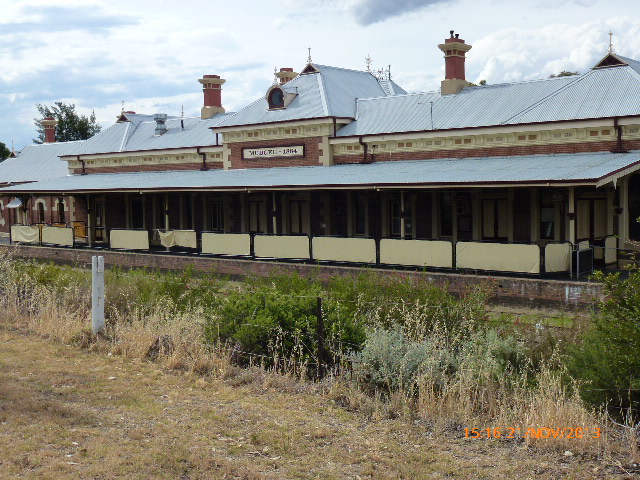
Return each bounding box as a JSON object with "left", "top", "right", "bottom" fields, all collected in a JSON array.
[
  {"left": 498, "top": 69, "right": 592, "bottom": 125},
  {"left": 305, "top": 63, "right": 373, "bottom": 75}
]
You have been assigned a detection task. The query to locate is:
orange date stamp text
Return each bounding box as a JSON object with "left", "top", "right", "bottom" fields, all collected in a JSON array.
[{"left": 464, "top": 427, "right": 601, "bottom": 439}]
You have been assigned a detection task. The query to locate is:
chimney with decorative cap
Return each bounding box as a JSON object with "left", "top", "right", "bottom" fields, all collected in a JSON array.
[
  {"left": 276, "top": 67, "right": 299, "bottom": 85},
  {"left": 198, "top": 74, "right": 225, "bottom": 119},
  {"left": 438, "top": 30, "right": 473, "bottom": 95},
  {"left": 42, "top": 117, "right": 58, "bottom": 143}
]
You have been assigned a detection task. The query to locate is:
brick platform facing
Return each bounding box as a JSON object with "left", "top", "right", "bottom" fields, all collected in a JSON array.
[{"left": 1, "top": 244, "right": 604, "bottom": 308}]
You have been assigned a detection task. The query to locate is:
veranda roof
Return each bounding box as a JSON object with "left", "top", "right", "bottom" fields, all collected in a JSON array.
[{"left": 1, "top": 150, "right": 639, "bottom": 194}]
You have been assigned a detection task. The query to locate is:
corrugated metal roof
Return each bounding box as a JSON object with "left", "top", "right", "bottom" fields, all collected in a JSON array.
[
  {"left": 617, "top": 55, "right": 640, "bottom": 75},
  {"left": 338, "top": 64, "right": 640, "bottom": 137},
  {"left": 504, "top": 66, "right": 640, "bottom": 124},
  {"left": 0, "top": 141, "right": 82, "bottom": 184},
  {"left": 3, "top": 150, "right": 638, "bottom": 193},
  {"left": 67, "top": 114, "right": 232, "bottom": 157},
  {"left": 215, "top": 64, "right": 403, "bottom": 128}
]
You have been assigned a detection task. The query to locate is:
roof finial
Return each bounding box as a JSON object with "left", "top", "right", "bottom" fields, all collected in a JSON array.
[
  {"left": 608, "top": 30, "right": 615, "bottom": 54},
  {"left": 121, "top": 100, "right": 125, "bottom": 114},
  {"left": 365, "top": 54, "right": 373, "bottom": 72},
  {"left": 307, "top": 47, "right": 312, "bottom": 64}
]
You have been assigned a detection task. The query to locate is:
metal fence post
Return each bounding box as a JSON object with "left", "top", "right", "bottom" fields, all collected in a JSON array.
[
  {"left": 92, "top": 255, "right": 105, "bottom": 334},
  {"left": 316, "top": 296, "right": 327, "bottom": 379}
]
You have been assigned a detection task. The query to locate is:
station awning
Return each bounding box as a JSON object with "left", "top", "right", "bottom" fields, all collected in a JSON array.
[
  {"left": 6, "top": 197, "right": 22, "bottom": 208},
  {"left": 1, "top": 150, "right": 639, "bottom": 194}
]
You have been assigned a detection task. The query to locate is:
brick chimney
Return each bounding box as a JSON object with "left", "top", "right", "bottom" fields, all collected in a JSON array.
[
  {"left": 276, "top": 67, "right": 299, "bottom": 85},
  {"left": 438, "top": 30, "right": 472, "bottom": 95},
  {"left": 198, "top": 74, "right": 226, "bottom": 119},
  {"left": 42, "top": 117, "right": 58, "bottom": 143}
]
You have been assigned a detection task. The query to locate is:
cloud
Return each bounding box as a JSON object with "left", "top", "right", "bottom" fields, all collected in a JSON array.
[
  {"left": 469, "top": 18, "right": 640, "bottom": 85},
  {"left": 1, "top": 4, "right": 138, "bottom": 33},
  {"left": 349, "top": 0, "right": 448, "bottom": 26}
]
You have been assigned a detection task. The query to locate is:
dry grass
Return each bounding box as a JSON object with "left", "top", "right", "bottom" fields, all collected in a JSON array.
[
  {"left": 0, "top": 253, "right": 638, "bottom": 478},
  {"left": 2, "top": 327, "right": 638, "bottom": 480}
]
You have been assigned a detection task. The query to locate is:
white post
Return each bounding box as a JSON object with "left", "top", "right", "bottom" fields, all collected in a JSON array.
[{"left": 92, "top": 256, "right": 105, "bottom": 334}]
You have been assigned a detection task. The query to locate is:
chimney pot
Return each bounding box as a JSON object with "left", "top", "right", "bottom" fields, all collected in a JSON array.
[{"left": 275, "top": 67, "right": 299, "bottom": 85}]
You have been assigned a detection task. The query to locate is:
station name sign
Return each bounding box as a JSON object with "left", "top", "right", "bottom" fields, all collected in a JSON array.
[{"left": 242, "top": 145, "right": 304, "bottom": 159}]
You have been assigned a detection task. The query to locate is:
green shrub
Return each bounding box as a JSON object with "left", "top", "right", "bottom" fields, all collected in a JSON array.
[
  {"left": 567, "top": 270, "right": 640, "bottom": 415},
  {"left": 328, "top": 272, "right": 490, "bottom": 342},
  {"left": 352, "top": 328, "right": 456, "bottom": 395},
  {"left": 203, "top": 273, "right": 366, "bottom": 368}
]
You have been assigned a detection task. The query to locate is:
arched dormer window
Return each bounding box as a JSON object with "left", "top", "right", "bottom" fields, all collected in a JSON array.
[{"left": 268, "top": 87, "right": 285, "bottom": 109}]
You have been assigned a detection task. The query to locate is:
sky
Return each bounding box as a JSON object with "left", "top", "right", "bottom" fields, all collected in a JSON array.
[{"left": 1, "top": 0, "right": 640, "bottom": 150}]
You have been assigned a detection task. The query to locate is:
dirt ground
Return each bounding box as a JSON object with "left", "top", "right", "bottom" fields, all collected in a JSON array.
[{"left": 0, "top": 327, "right": 637, "bottom": 480}]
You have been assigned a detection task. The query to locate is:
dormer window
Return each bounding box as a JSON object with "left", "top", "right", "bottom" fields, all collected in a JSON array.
[
  {"left": 265, "top": 84, "right": 298, "bottom": 110},
  {"left": 268, "top": 87, "right": 285, "bottom": 109}
]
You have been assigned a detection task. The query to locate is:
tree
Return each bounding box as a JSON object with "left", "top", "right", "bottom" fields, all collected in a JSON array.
[
  {"left": 567, "top": 269, "right": 640, "bottom": 417},
  {"left": 0, "top": 142, "right": 10, "bottom": 162},
  {"left": 33, "top": 102, "right": 101, "bottom": 143},
  {"left": 549, "top": 71, "right": 579, "bottom": 78}
]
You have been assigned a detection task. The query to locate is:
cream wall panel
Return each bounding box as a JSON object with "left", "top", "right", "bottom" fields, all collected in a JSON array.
[
  {"left": 544, "top": 243, "right": 571, "bottom": 273},
  {"left": 158, "top": 230, "right": 197, "bottom": 248},
  {"left": 11, "top": 225, "right": 40, "bottom": 244},
  {"left": 42, "top": 226, "right": 74, "bottom": 246},
  {"left": 110, "top": 230, "right": 150, "bottom": 250},
  {"left": 313, "top": 237, "right": 376, "bottom": 263},
  {"left": 605, "top": 235, "right": 617, "bottom": 264},
  {"left": 202, "top": 233, "right": 251, "bottom": 256},
  {"left": 456, "top": 242, "right": 540, "bottom": 274},
  {"left": 380, "top": 239, "right": 452, "bottom": 268},
  {"left": 254, "top": 235, "right": 310, "bottom": 259}
]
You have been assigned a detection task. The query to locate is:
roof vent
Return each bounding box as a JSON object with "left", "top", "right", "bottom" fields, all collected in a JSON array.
[{"left": 153, "top": 113, "right": 168, "bottom": 136}]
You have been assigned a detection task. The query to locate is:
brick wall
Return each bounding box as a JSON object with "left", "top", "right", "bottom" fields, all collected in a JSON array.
[
  {"left": 0, "top": 244, "right": 604, "bottom": 308},
  {"left": 73, "top": 162, "right": 223, "bottom": 175},
  {"left": 0, "top": 195, "right": 10, "bottom": 233},
  {"left": 0, "top": 194, "right": 78, "bottom": 233},
  {"left": 333, "top": 139, "right": 640, "bottom": 165},
  {"left": 228, "top": 137, "right": 324, "bottom": 169}
]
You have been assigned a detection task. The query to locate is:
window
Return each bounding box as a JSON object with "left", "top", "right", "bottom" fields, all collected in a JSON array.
[
  {"left": 390, "top": 200, "right": 401, "bottom": 237},
  {"left": 540, "top": 207, "right": 555, "bottom": 239},
  {"left": 268, "top": 88, "right": 285, "bottom": 109},
  {"left": 289, "top": 199, "right": 305, "bottom": 234},
  {"left": 184, "top": 197, "right": 193, "bottom": 230},
  {"left": 37, "top": 202, "right": 45, "bottom": 223},
  {"left": 94, "top": 201, "right": 104, "bottom": 227},
  {"left": 209, "top": 200, "right": 224, "bottom": 231},
  {"left": 248, "top": 200, "right": 265, "bottom": 233},
  {"left": 389, "top": 197, "right": 413, "bottom": 238},
  {"left": 482, "top": 199, "right": 508, "bottom": 240},
  {"left": 354, "top": 193, "right": 367, "bottom": 236},
  {"left": 57, "top": 198, "right": 65, "bottom": 224},
  {"left": 439, "top": 192, "right": 452, "bottom": 237}
]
